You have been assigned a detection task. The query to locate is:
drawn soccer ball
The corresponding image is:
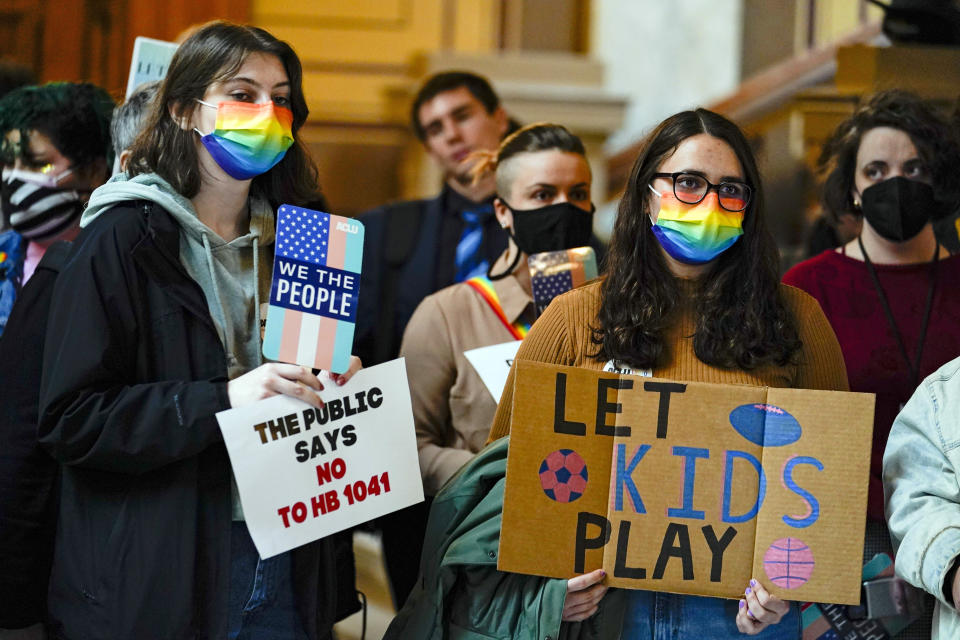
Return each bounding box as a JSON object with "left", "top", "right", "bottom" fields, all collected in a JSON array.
[{"left": 538, "top": 449, "right": 588, "bottom": 503}]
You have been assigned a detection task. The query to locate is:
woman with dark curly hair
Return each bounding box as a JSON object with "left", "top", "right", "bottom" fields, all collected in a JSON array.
[
  {"left": 480, "top": 108, "right": 848, "bottom": 638},
  {"left": 783, "top": 89, "right": 960, "bottom": 638}
]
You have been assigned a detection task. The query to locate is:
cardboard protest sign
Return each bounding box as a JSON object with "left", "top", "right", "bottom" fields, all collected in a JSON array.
[
  {"left": 262, "top": 205, "right": 363, "bottom": 374},
  {"left": 124, "top": 36, "right": 178, "bottom": 99},
  {"left": 464, "top": 340, "right": 521, "bottom": 402},
  {"left": 529, "top": 247, "right": 597, "bottom": 316},
  {"left": 500, "top": 361, "right": 874, "bottom": 605},
  {"left": 216, "top": 358, "right": 422, "bottom": 558}
]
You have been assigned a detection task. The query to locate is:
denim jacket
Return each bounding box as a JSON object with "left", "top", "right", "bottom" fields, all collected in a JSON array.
[{"left": 884, "top": 356, "right": 960, "bottom": 639}]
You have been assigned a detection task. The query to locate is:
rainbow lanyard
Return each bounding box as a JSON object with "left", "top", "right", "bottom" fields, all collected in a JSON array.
[{"left": 465, "top": 276, "right": 531, "bottom": 340}]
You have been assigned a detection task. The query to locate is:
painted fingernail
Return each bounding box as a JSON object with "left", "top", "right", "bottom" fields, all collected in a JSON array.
[
  {"left": 745, "top": 587, "right": 752, "bottom": 595},
  {"left": 739, "top": 600, "right": 745, "bottom": 609},
  {"left": 750, "top": 578, "right": 757, "bottom": 587},
  {"left": 748, "top": 609, "right": 755, "bottom": 619},
  {"left": 599, "top": 570, "right": 606, "bottom": 576}
]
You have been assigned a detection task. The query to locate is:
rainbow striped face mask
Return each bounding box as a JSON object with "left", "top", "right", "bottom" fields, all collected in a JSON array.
[
  {"left": 648, "top": 187, "right": 744, "bottom": 264},
  {"left": 195, "top": 100, "right": 294, "bottom": 180}
]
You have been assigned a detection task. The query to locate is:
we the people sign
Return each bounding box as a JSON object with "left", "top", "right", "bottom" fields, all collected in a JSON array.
[
  {"left": 262, "top": 205, "right": 364, "bottom": 374},
  {"left": 217, "top": 358, "right": 423, "bottom": 558},
  {"left": 499, "top": 362, "right": 874, "bottom": 604}
]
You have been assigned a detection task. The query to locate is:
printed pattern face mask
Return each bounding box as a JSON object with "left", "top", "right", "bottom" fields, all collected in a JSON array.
[
  {"left": 648, "top": 188, "right": 744, "bottom": 265},
  {"left": 1, "top": 166, "right": 83, "bottom": 240},
  {"left": 195, "top": 99, "right": 294, "bottom": 180}
]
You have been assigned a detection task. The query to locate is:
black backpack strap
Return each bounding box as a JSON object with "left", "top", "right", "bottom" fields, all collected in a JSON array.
[{"left": 373, "top": 200, "right": 425, "bottom": 364}]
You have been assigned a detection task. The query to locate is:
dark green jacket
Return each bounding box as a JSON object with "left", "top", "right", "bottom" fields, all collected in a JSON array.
[{"left": 385, "top": 437, "right": 626, "bottom": 640}]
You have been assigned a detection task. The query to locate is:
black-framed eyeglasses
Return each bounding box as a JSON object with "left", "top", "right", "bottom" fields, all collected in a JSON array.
[{"left": 651, "top": 172, "right": 752, "bottom": 212}]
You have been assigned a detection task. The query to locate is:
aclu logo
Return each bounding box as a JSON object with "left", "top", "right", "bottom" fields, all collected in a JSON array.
[{"left": 335, "top": 221, "right": 360, "bottom": 234}]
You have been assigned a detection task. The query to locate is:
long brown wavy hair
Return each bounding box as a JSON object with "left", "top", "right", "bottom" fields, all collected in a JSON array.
[
  {"left": 591, "top": 108, "right": 801, "bottom": 370},
  {"left": 126, "top": 21, "right": 320, "bottom": 206}
]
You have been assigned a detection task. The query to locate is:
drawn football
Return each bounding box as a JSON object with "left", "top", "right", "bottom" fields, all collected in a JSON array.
[
  {"left": 763, "top": 537, "right": 815, "bottom": 589},
  {"left": 538, "top": 449, "right": 588, "bottom": 503},
  {"left": 728, "top": 403, "right": 802, "bottom": 447}
]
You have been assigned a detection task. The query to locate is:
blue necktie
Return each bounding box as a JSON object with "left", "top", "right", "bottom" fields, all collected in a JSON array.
[{"left": 454, "top": 204, "right": 493, "bottom": 282}]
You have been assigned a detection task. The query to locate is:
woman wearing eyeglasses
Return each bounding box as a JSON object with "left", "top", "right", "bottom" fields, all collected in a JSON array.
[
  {"left": 488, "top": 108, "right": 848, "bottom": 639},
  {"left": 388, "top": 108, "right": 848, "bottom": 640},
  {"left": 784, "top": 90, "right": 960, "bottom": 639}
]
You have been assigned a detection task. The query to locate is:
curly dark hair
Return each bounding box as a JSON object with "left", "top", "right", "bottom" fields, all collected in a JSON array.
[
  {"left": 591, "top": 108, "right": 801, "bottom": 371},
  {"left": 0, "top": 81, "right": 115, "bottom": 170},
  {"left": 126, "top": 21, "right": 320, "bottom": 206},
  {"left": 819, "top": 89, "right": 960, "bottom": 224}
]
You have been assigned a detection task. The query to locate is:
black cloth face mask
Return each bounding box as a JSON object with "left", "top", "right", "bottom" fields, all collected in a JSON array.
[
  {"left": 488, "top": 200, "right": 595, "bottom": 280},
  {"left": 859, "top": 176, "right": 939, "bottom": 243}
]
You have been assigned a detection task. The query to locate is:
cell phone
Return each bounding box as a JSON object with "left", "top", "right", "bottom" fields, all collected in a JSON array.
[{"left": 862, "top": 575, "right": 925, "bottom": 620}]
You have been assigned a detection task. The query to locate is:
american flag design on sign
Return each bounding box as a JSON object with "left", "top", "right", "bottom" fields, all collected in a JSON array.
[
  {"left": 262, "top": 205, "right": 364, "bottom": 374},
  {"left": 528, "top": 247, "right": 598, "bottom": 316}
]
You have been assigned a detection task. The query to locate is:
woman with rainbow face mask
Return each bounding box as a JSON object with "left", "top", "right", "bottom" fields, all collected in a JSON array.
[
  {"left": 36, "top": 22, "right": 360, "bottom": 639},
  {"left": 474, "top": 109, "right": 848, "bottom": 639}
]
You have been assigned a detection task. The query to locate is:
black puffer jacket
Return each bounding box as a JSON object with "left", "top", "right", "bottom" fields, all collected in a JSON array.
[{"left": 38, "top": 201, "right": 356, "bottom": 640}]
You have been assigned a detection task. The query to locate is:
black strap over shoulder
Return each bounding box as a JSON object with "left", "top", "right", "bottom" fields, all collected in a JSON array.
[{"left": 374, "top": 200, "right": 424, "bottom": 364}]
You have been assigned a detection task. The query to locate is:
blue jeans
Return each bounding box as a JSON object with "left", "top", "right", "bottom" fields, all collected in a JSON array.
[
  {"left": 228, "top": 522, "right": 309, "bottom": 640},
  {"left": 623, "top": 590, "right": 801, "bottom": 640}
]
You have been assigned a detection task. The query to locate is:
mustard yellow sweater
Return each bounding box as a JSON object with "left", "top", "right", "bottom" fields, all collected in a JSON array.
[{"left": 488, "top": 280, "right": 849, "bottom": 442}]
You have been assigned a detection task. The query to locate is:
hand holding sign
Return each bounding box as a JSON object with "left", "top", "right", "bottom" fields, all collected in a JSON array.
[
  {"left": 263, "top": 205, "right": 364, "bottom": 374},
  {"left": 217, "top": 358, "right": 422, "bottom": 558},
  {"left": 500, "top": 361, "right": 874, "bottom": 605},
  {"left": 737, "top": 580, "right": 790, "bottom": 635},
  {"left": 563, "top": 569, "right": 608, "bottom": 622},
  {"left": 228, "top": 362, "right": 326, "bottom": 409}
]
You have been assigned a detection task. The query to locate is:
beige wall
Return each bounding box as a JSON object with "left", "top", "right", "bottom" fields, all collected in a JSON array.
[
  {"left": 252, "top": 0, "right": 613, "bottom": 216},
  {"left": 251, "top": 0, "right": 507, "bottom": 215}
]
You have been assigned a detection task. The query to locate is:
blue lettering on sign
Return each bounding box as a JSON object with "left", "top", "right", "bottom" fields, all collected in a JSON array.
[
  {"left": 782, "top": 456, "right": 823, "bottom": 528},
  {"left": 667, "top": 446, "right": 709, "bottom": 520},
  {"left": 270, "top": 256, "right": 359, "bottom": 322},
  {"left": 614, "top": 443, "right": 650, "bottom": 513},
  {"left": 722, "top": 450, "right": 766, "bottom": 523}
]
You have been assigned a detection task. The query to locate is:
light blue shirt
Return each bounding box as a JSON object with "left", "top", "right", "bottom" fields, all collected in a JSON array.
[{"left": 884, "top": 356, "right": 960, "bottom": 639}]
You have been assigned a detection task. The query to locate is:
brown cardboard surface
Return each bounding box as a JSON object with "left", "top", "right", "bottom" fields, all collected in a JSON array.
[{"left": 498, "top": 362, "right": 874, "bottom": 605}]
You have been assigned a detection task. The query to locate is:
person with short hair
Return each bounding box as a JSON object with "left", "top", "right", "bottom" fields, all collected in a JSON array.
[
  {"left": 355, "top": 69, "right": 515, "bottom": 607},
  {"left": 783, "top": 89, "right": 960, "bottom": 639},
  {"left": 0, "top": 82, "right": 114, "bottom": 281},
  {"left": 401, "top": 122, "right": 594, "bottom": 496},
  {"left": 110, "top": 80, "right": 160, "bottom": 171},
  {"left": 0, "top": 80, "right": 113, "bottom": 640},
  {"left": 355, "top": 70, "right": 512, "bottom": 369}
]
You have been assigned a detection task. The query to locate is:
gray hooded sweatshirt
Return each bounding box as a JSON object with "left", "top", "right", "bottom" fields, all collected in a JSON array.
[{"left": 82, "top": 172, "right": 275, "bottom": 519}]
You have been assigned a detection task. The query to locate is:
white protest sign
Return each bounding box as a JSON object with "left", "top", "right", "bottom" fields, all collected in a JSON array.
[
  {"left": 216, "top": 358, "right": 423, "bottom": 558},
  {"left": 125, "top": 36, "right": 178, "bottom": 98},
  {"left": 464, "top": 340, "right": 521, "bottom": 402}
]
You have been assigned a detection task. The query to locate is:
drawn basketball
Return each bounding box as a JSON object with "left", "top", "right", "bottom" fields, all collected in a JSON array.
[
  {"left": 763, "top": 537, "right": 815, "bottom": 589},
  {"left": 538, "top": 449, "right": 588, "bottom": 503}
]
